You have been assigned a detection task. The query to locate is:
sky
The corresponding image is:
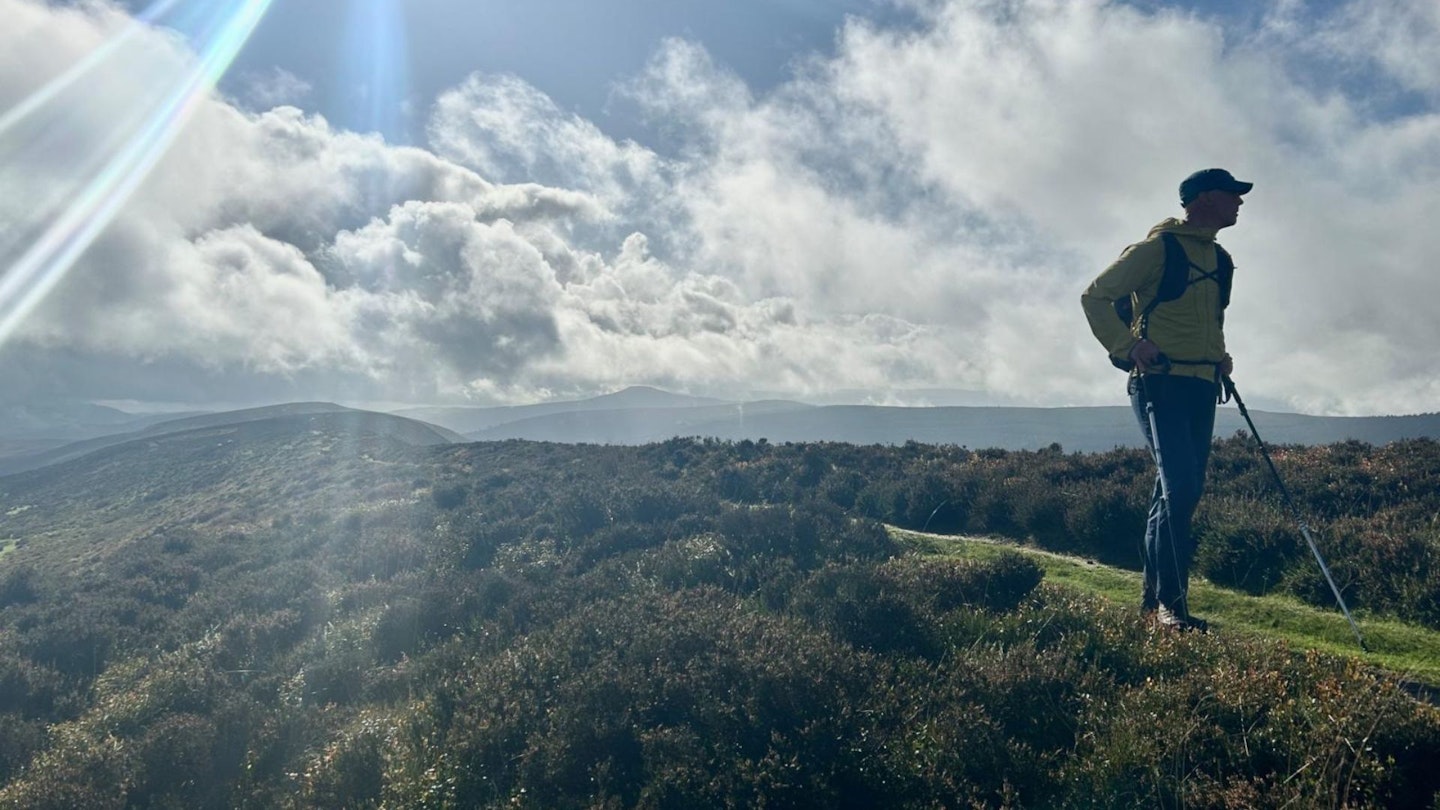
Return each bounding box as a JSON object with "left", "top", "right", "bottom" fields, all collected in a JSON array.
[{"left": 1, "top": 0, "right": 1438, "bottom": 416}]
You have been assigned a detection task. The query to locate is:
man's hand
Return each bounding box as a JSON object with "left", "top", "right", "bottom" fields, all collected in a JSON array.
[
  {"left": 1129, "top": 339, "right": 1166, "bottom": 373},
  {"left": 1219, "top": 353, "right": 1233, "bottom": 377}
]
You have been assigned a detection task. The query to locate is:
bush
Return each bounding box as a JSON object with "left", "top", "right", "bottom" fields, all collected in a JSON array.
[
  {"left": 0, "top": 565, "right": 38, "bottom": 608},
  {"left": 1061, "top": 478, "right": 1149, "bottom": 566},
  {"left": 1333, "top": 520, "right": 1440, "bottom": 625},
  {"left": 388, "top": 589, "right": 896, "bottom": 809},
  {"left": 1067, "top": 644, "right": 1440, "bottom": 809},
  {"left": 786, "top": 553, "right": 1042, "bottom": 661},
  {"left": 1194, "top": 500, "right": 1299, "bottom": 595},
  {"left": 787, "top": 563, "right": 932, "bottom": 658}
]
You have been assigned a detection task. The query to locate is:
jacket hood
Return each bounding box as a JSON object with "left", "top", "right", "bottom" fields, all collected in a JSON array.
[{"left": 1147, "top": 217, "right": 1218, "bottom": 241}]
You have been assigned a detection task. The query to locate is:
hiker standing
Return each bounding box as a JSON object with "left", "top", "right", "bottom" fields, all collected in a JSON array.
[{"left": 1080, "top": 168, "right": 1253, "bottom": 631}]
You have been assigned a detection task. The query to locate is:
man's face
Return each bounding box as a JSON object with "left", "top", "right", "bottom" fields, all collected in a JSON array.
[
  {"left": 1198, "top": 189, "right": 1245, "bottom": 228},
  {"left": 1186, "top": 188, "right": 1244, "bottom": 227}
]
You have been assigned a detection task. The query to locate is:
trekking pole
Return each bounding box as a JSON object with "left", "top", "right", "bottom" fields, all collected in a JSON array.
[
  {"left": 1221, "top": 376, "right": 1367, "bottom": 651},
  {"left": 1137, "top": 368, "right": 1193, "bottom": 623}
]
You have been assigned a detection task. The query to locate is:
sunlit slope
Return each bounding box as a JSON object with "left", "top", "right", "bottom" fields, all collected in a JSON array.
[
  {"left": 0, "top": 409, "right": 457, "bottom": 564},
  {"left": 0, "top": 404, "right": 462, "bottom": 476}
]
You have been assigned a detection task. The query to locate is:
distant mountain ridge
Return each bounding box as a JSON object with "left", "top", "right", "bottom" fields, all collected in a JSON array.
[
  {"left": 460, "top": 402, "right": 1440, "bottom": 453},
  {"left": 395, "top": 386, "right": 730, "bottom": 434},
  {"left": 4, "top": 387, "right": 1439, "bottom": 478}
]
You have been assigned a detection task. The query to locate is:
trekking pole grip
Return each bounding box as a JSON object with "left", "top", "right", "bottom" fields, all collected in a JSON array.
[{"left": 1221, "top": 375, "right": 1239, "bottom": 403}]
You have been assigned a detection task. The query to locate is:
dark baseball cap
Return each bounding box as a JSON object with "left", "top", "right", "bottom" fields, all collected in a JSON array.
[{"left": 1179, "top": 168, "right": 1253, "bottom": 206}]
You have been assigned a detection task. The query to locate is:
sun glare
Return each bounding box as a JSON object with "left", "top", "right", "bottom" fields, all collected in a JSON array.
[
  {"left": 0, "top": 0, "right": 276, "bottom": 348},
  {"left": 341, "top": 0, "right": 410, "bottom": 142}
]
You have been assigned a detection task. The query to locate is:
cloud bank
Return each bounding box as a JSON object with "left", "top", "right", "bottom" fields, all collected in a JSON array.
[{"left": 2, "top": 0, "right": 1438, "bottom": 415}]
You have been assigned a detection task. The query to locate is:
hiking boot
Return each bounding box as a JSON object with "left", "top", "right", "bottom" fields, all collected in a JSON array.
[
  {"left": 1140, "top": 594, "right": 1158, "bottom": 617},
  {"left": 1154, "top": 604, "right": 1208, "bottom": 633}
]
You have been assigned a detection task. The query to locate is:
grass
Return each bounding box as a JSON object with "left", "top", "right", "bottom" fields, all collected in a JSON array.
[
  {"left": 891, "top": 526, "right": 1440, "bottom": 690},
  {"left": 0, "top": 538, "right": 16, "bottom": 560}
]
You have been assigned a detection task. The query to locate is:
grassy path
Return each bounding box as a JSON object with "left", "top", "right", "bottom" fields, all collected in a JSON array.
[{"left": 891, "top": 527, "right": 1440, "bottom": 691}]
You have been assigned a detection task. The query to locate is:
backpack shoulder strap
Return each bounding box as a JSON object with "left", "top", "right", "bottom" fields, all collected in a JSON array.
[
  {"left": 1155, "top": 233, "right": 1191, "bottom": 301},
  {"left": 1134, "top": 233, "right": 1191, "bottom": 327},
  {"left": 1214, "top": 243, "right": 1234, "bottom": 310}
]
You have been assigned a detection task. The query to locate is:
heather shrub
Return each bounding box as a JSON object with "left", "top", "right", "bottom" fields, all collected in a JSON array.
[
  {"left": 879, "top": 551, "right": 1044, "bottom": 615},
  {"left": 210, "top": 608, "right": 310, "bottom": 675},
  {"left": 1320, "top": 518, "right": 1440, "bottom": 625},
  {"left": 817, "top": 467, "right": 865, "bottom": 509},
  {"left": 1067, "top": 641, "right": 1440, "bottom": 809},
  {"left": 966, "top": 482, "right": 1022, "bottom": 537},
  {"left": 1011, "top": 477, "right": 1071, "bottom": 547},
  {"left": 0, "top": 564, "right": 38, "bottom": 608},
  {"left": 0, "top": 648, "right": 65, "bottom": 718},
  {"left": 458, "top": 515, "right": 525, "bottom": 569},
  {"left": 0, "top": 651, "right": 237, "bottom": 810},
  {"left": 868, "top": 668, "right": 1040, "bottom": 808},
  {"left": 430, "top": 483, "right": 467, "bottom": 510},
  {"left": 1194, "top": 499, "right": 1299, "bottom": 594},
  {"left": 638, "top": 532, "right": 736, "bottom": 592},
  {"left": 0, "top": 714, "right": 44, "bottom": 787},
  {"left": 711, "top": 500, "right": 895, "bottom": 575},
  {"left": 786, "top": 562, "right": 933, "bottom": 658},
  {"left": 571, "top": 521, "right": 672, "bottom": 569},
  {"left": 1060, "top": 478, "right": 1148, "bottom": 565},
  {"left": 546, "top": 482, "right": 631, "bottom": 541},
  {"left": 853, "top": 477, "right": 904, "bottom": 524},
  {"left": 293, "top": 711, "right": 398, "bottom": 810},
  {"left": 387, "top": 588, "right": 896, "bottom": 809}
]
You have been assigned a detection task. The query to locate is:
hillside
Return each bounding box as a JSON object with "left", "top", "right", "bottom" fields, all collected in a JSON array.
[
  {"left": 2, "top": 429, "right": 1439, "bottom": 807},
  {"left": 0, "top": 400, "right": 181, "bottom": 441},
  {"left": 0, "top": 404, "right": 462, "bottom": 477},
  {"left": 0, "top": 400, "right": 205, "bottom": 461}
]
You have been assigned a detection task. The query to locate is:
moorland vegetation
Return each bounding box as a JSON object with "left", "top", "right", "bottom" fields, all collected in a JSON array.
[{"left": 0, "top": 419, "right": 1438, "bottom": 808}]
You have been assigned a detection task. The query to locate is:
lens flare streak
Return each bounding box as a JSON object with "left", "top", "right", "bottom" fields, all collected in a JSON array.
[
  {"left": 0, "top": 0, "right": 186, "bottom": 139},
  {"left": 0, "top": 0, "right": 276, "bottom": 347}
]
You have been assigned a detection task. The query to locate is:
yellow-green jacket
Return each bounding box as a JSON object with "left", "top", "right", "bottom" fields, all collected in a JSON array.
[{"left": 1081, "top": 218, "right": 1230, "bottom": 385}]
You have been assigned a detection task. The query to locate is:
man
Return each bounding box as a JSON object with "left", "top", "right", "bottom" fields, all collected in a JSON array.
[{"left": 1080, "top": 168, "right": 1253, "bottom": 631}]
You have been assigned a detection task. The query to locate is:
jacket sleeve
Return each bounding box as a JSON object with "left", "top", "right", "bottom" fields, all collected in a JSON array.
[{"left": 1080, "top": 238, "right": 1165, "bottom": 365}]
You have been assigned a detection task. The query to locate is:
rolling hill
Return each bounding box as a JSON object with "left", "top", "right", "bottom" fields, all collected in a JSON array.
[
  {"left": 2, "top": 416, "right": 1439, "bottom": 807},
  {"left": 0, "top": 403, "right": 463, "bottom": 477}
]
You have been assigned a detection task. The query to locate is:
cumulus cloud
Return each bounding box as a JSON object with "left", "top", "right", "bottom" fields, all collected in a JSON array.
[
  {"left": 2, "top": 0, "right": 1438, "bottom": 415},
  {"left": 428, "top": 73, "right": 666, "bottom": 207},
  {"left": 235, "top": 66, "right": 312, "bottom": 110},
  {"left": 1291, "top": 0, "right": 1440, "bottom": 102},
  {"left": 637, "top": 0, "right": 1440, "bottom": 413}
]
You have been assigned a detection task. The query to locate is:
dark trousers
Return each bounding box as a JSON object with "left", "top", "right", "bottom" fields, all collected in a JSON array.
[{"left": 1130, "top": 374, "right": 1217, "bottom": 613}]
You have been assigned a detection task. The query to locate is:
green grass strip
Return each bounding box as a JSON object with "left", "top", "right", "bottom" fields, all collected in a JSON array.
[{"left": 891, "top": 527, "right": 1440, "bottom": 689}]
